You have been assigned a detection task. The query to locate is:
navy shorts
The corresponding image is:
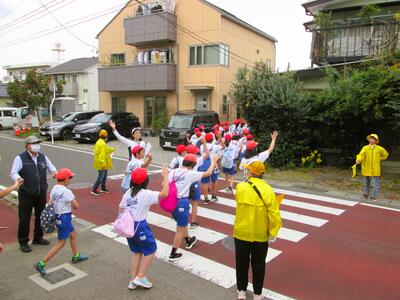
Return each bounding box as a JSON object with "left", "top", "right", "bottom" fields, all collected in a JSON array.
[
  {"left": 126, "top": 220, "right": 157, "bottom": 256},
  {"left": 201, "top": 168, "right": 219, "bottom": 184},
  {"left": 222, "top": 166, "right": 236, "bottom": 176},
  {"left": 56, "top": 213, "right": 74, "bottom": 240},
  {"left": 189, "top": 182, "right": 201, "bottom": 201},
  {"left": 172, "top": 198, "right": 190, "bottom": 227}
]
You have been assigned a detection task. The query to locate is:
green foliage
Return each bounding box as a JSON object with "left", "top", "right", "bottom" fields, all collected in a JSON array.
[
  {"left": 151, "top": 112, "right": 168, "bottom": 135},
  {"left": 315, "top": 11, "right": 332, "bottom": 29},
  {"left": 358, "top": 4, "right": 381, "bottom": 22},
  {"left": 7, "top": 69, "right": 64, "bottom": 112}
]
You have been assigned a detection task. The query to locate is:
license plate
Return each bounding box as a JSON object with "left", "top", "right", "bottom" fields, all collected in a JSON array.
[
  {"left": 40, "top": 131, "right": 46, "bottom": 136},
  {"left": 75, "top": 134, "right": 81, "bottom": 138},
  {"left": 164, "top": 142, "right": 171, "bottom": 147}
]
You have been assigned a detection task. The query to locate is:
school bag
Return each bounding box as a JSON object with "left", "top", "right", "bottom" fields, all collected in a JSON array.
[
  {"left": 113, "top": 195, "right": 138, "bottom": 238},
  {"left": 40, "top": 200, "right": 57, "bottom": 234},
  {"left": 159, "top": 170, "right": 187, "bottom": 212},
  {"left": 221, "top": 147, "right": 234, "bottom": 169}
]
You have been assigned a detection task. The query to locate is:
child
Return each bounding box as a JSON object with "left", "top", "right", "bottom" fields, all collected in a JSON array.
[
  {"left": 199, "top": 132, "right": 224, "bottom": 205},
  {"left": 190, "top": 130, "right": 202, "bottom": 147},
  {"left": 240, "top": 131, "right": 279, "bottom": 180},
  {"left": 34, "top": 169, "right": 88, "bottom": 276},
  {"left": 221, "top": 134, "right": 238, "bottom": 193},
  {"left": 169, "top": 153, "right": 219, "bottom": 261},
  {"left": 119, "top": 167, "right": 169, "bottom": 290},
  {"left": 92, "top": 130, "right": 115, "bottom": 195},
  {"left": 121, "top": 146, "right": 152, "bottom": 193},
  {"left": 170, "top": 145, "right": 187, "bottom": 169},
  {"left": 356, "top": 134, "right": 389, "bottom": 200}
]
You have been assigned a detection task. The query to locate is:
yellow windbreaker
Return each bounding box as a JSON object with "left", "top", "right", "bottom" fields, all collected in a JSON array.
[
  {"left": 234, "top": 178, "right": 282, "bottom": 242},
  {"left": 356, "top": 145, "right": 389, "bottom": 177},
  {"left": 93, "top": 138, "right": 115, "bottom": 170}
]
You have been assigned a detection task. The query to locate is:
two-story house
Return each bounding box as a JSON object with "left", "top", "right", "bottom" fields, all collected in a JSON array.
[
  {"left": 43, "top": 57, "right": 100, "bottom": 112},
  {"left": 2, "top": 61, "right": 58, "bottom": 82},
  {"left": 96, "top": 0, "right": 276, "bottom": 128}
]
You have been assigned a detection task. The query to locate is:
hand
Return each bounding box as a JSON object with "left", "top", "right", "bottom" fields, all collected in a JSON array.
[
  {"left": 51, "top": 171, "right": 57, "bottom": 178},
  {"left": 161, "top": 166, "right": 169, "bottom": 178},
  {"left": 211, "top": 154, "right": 219, "bottom": 163},
  {"left": 356, "top": 159, "right": 361, "bottom": 164},
  {"left": 13, "top": 178, "right": 24, "bottom": 190},
  {"left": 146, "top": 153, "right": 153, "bottom": 160},
  {"left": 271, "top": 131, "right": 279, "bottom": 140},
  {"left": 0, "top": 243, "right": 3, "bottom": 253},
  {"left": 269, "top": 236, "right": 277, "bottom": 243},
  {"left": 108, "top": 120, "right": 116, "bottom": 130}
]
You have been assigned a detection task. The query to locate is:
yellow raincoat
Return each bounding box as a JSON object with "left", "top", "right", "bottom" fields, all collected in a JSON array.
[
  {"left": 93, "top": 138, "right": 115, "bottom": 170},
  {"left": 356, "top": 145, "right": 389, "bottom": 177},
  {"left": 234, "top": 178, "right": 282, "bottom": 242}
]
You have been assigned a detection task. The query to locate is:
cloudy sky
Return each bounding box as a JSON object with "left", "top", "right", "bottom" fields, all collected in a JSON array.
[{"left": 0, "top": 0, "right": 313, "bottom": 77}]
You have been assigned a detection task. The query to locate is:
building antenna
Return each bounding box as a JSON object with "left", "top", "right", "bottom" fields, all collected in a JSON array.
[{"left": 51, "top": 41, "right": 65, "bottom": 64}]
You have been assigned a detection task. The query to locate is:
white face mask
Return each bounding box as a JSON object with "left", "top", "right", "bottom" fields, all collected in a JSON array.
[{"left": 30, "top": 144, "right": 41, "bottom": 153}]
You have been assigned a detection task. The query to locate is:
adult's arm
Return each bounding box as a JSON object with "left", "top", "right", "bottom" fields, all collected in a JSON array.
[
  {"left": 381, "top": 147, "right": 389, "bottom": 161},
  {"left": 109, "top": 120, "right": 134, "bottom": 147},
  {"left": 44, "top": 155, "right": 57, "bottom": 175},
  {"left": 356, "top": 147, "right": 366, "bottom": 164},
  {"left": 10, "top": 156, "right": 23, "bottom": 182}
]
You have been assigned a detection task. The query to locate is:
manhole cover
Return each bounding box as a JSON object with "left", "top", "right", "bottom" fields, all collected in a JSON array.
[
  {"left": 221, "top": 236, "right": 235, "bottom": 251},
  {"left": 68, "top": 183, "right": 92, "bottom": 189},
  {"left": 44, "top": 268, "right": 74, "bottom": 284}
]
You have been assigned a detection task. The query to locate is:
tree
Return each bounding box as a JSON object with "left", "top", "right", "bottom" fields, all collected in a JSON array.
[
  {"left": 231, "top": 61, "right": 314, "bottom": 167},
  {"left": 7, "top": 69, "right": 64, "bottom": 112}
]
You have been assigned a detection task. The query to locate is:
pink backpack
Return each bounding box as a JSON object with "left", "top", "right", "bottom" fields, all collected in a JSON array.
[
  {"left": 113, "top": 209, "right": 135, "bottom": 237},
  {"left": 160, "top": 170, "right": 186, "bottom": 212}
]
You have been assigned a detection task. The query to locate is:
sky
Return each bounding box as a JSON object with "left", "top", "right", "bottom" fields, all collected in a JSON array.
[{"left": 0, "top": 0, "right": 313, "bottom": 77}]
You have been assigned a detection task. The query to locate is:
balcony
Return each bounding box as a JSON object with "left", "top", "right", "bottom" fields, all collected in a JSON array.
[
  {"left": 62, "top": 82, "right": 78, "bottom": 96},
  {"left": 98, "top": 63, "right": 176, "bottom": 92},
  {"left": 309, "top": 18, "right": 400, "bottom": 65},
  {"left": 124, "top": 11, "right": 177, "bottom": 46}
]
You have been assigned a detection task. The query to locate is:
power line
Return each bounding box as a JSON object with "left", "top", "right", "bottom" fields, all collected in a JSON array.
[{"left": 37, "top": 0, "right": 97, "bottom": 50}]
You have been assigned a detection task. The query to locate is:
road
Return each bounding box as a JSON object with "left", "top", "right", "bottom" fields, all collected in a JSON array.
[{"left": 1, "top": 135, "right": 400, "bottom": 300}]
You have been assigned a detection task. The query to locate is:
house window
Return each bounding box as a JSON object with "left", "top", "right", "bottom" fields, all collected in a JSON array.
[
  {"left": 189, "top": 44, "right": 229, "bottom": 66},
  {"left": 144, "top": 96, "right": 167, "bottom": 128},
  {"left": 110, "top": 53, "right": 125, "bottom": 66},
  {"left": 111, "top": 97, "right": 126, "bottom": 113},
  {"left": 222, "top": 95, "right": 228, "bottom": 115}
]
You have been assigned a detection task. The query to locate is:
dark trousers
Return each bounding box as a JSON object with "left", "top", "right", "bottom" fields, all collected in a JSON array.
[
  {"left": 18, "top": 192, "right": 46, "bottom": 245},
  {"left": 93, "top": 170, "right": 108, "bottom": 191},
  {"left": 234, "top": 238, "right": 269, "bottom": 295}
]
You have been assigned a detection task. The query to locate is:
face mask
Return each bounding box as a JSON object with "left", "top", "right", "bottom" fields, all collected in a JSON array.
[{"left": 30, "top": 144, "right": 41, "bottom": 153}]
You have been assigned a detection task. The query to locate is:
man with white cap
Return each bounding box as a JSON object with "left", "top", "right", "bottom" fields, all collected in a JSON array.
[{"left": 10, "top": 136, "right": 57, "bottom": 253}]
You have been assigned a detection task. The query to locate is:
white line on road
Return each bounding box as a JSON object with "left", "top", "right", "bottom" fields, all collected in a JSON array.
[{"left": 360, "top": 203, "right": 400, "bottom": 212}]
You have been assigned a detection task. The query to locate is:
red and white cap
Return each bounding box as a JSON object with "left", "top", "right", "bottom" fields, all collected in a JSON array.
[
  {"left": 183, "top": 154, "right": 197, "bottom": 163},
  {"left": 176, "top": 144, "right": 186, "bottom": 154},
  {"left": 55, "top": 168, "right": 75, "bottom": 180},
  {"left": 242, "top": 128, "right": 250, "bottom": 135},
  {"left": 224, "top": 134, "right": 232, "bottom": 141},
  {"left": 131, "top": 168, "right": 148, "bottom": 185},
  {"left": 186, "top": 144, "right": 200, "bottom": 154},
  {"left": 131, "top": 145, "right": 143, "bottom": 155},
  {"left": 246, "top": 141, "right": 258, "bottom": 150},
  {"left": 205, "top": 133, "right": 214, "bottom": 142}
]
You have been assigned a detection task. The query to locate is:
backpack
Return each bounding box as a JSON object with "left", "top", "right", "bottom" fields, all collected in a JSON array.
[
  {"left": 40, "top": 202, "right": 57, "bottom": 234},
  {"left": 160, "top": 170, "right": 187, "bottom": 212},
  {"left": 221, "top": 147, "right": 234, "bottom": 169},
  {"left": 113, "top": 194, "right": 139, "bottom": 238}
]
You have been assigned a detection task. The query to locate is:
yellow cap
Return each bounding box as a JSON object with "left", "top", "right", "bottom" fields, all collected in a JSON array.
[
  {"left": 367, "top": 134, "right": 379, "bottom": 143},
  {"left": 99, "top": 129, "right": 108, "bottom": 138},
  {"left": 243, "top": 160, "right": 265, "bottom": 176}
]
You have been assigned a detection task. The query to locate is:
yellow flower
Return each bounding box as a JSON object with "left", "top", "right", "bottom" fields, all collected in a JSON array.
[
  {"left": 316, "top": 158, "right": 322, "bottom": 164},
  {"left": 301, "top": 157, "right": 306, "bottom": 164},
  {"left": 313, "top": 150, "right": 318, "bottom": 154}
]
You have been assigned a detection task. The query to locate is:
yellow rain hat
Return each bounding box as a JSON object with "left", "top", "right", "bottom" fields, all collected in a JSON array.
[
  {"left": 99, "top": 129, "right": 108, "bottom": 138},
  {"left": 367, "top": 134, "right": 379, "bottom": 143}
]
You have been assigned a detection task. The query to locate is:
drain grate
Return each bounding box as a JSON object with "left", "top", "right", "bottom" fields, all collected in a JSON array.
[{"left": 43, "top": 268, "right": 75, "bottom": 284}]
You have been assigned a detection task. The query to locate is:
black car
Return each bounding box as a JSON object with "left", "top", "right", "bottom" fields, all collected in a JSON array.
[
  {"left": 72, "top": 112, "right": 140, "bottom": 143},
  {"left": 160, "top": 110, "right": 220, "bottom": 149},
  {"left": 40, "top": 111, "right": 103, "bottom": 141}
]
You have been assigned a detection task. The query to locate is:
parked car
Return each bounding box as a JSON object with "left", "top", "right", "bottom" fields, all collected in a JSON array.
[
  {"left": 40, "top": 111, "right": 103, "bottom": 140},
  {"left": 72, "top": 112, "right": 140, "bottom": 143},
  {"left": 0, "top": 107, "right": 18, "bottom": 129},
  {"left": 159, "top": 110, "right": 220, "bottom": 149}
]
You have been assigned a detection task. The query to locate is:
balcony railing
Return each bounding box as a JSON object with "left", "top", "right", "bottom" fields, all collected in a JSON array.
[
  {"left": 124, "top": 11, "right": 177, "bottom": 46},
  {"left": 311, "top": 19, "right": 400, "bottom": 65},
  {"left": 98, "top": 63, "right": 176, "bottom": 92},
  {"left": 62, "top": 82, "right": 78, "bottom": 96}
]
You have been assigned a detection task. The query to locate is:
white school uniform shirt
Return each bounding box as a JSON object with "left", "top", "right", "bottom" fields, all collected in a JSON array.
[
  {"left": 230, "top": 140, "right": 241, "bottom": 159},
  {"left": 170, "top": 156, "right": 184, "bottom": 169},
  {"left": 121, "top": 157, "right": 143, "bottom": 189},
  {"left": 119, "top": 189, "right": 159, "bottom": 221},
  {"left": 113, "top": 129, "right": 152, "bottom": 155},
  {"left": 50, "top": 185, "right": 75, "bottom": 215},
  {"left": 239, "top": 150, "right": 270, "bottom": 171},
  {"left": 190, "top": 135, "right": 202, "bottom": 146},
  {"left": 168, "top": 168, "right": 204, "bottom": 199},
  {"left": 200, "top": 143, "right": 222, "bottom": 156},
  {"left": 193, "top": 156, "right": 204, "bottom": 171}
]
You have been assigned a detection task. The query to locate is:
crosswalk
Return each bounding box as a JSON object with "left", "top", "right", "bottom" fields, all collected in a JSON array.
[{"left": 92, "top": 185, "right": 358, "bottom": 300}]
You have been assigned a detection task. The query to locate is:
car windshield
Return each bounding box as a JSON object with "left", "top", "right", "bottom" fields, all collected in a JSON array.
[
  {"left": 90, "top": 114, "right": 111, "bottom": 123},
  {"left": 56, "top": 113, "right": 76, "bottom": 122},
  {"left": 168, "top": 115, "right": 193, "bottom": 129}
]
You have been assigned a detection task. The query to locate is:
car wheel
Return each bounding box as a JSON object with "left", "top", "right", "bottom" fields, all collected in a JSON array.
[{"left": 61, "top": 129, "right": 73, "bottom": 141}]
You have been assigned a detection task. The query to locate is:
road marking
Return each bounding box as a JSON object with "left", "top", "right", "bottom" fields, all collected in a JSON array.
[
  {"left": 108, "top": 174, "right": 125, "bottom": 180},
  {"left": 196, "top": 206, "right": 308, "bottom": 242},
  {"left": 248, "top": 284, "right": 295, "bottom": 300},
  {"left": 91, "top": 224, "right": 118, "bottom": 238},
  {"left": 360, "top": 203, "right": 400, "bottom": 212},
  {"left": 213, "top": 196, "right": 328, "bottom": 228},
  {"left": 282, "top": 198, "right": 345, "bottom": 215}
]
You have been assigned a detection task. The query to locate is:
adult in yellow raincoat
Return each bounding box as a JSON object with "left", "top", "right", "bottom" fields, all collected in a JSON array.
[
  {"left": 234, "top": 161, "right": 282, "bottom": 300},
  {"left": 92, "top": 130, "right": 115, "bottom": 196},
  {"left": 356, "top": 134, "right": 389, "bottom": 200}
]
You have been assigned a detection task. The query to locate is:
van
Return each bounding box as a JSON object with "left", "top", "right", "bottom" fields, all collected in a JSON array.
[
  {"left": 159, "top": 110, "right": 220, "bottom": 149},
  {"left": 0, "top": 107, "right": 17, "bottom": 129}
]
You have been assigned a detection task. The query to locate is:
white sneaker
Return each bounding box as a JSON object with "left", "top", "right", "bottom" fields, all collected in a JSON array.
[
  {"left": 128, "top": 281, "right": 137, "bottom": 290},
  {"left": 253, "top": 294, "right": 264, "bottom": 300},
  {"left": 237, "top": 290, "right": 247, "bottom": 299},
  {"left": 133, "top": 276, "right": 153, "bottom": 289}
]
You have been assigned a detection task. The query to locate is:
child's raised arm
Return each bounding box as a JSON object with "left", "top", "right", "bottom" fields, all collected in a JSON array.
[
  {"left": 267, "top": 131, "right": 279, "bottom": 154},
  {"left": 142, "top": 153, "right": 153, "bottom": 168},
  {"left": 158, "top": 166, "right": 170, "bottom": 199}
]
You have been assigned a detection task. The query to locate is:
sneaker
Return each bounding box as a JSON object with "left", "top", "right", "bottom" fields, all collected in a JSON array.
[
  {"left": 185, "top": 236, "right": 197, "bottom": 250},
  {"left": 204, "top": 199, "right": 211, "bottom": 205},
  {"left": 363, "top": 194, "right": 369, "bottom": 199},
  {"left": 91, "top": 190, "right": 101, "bottom": 196},
  {"left": 128, "top": 281, "right": 138, "bottom": 290},
  {"left": 19, "top": 244, "right": 32, "bottom": 253},
  {"left": 100, "top": 189, "right": 110, "bottom": 193},
  {"left": 133, "top": 276, "right": 153, "bottom": 289},
  {"left": 71, "top": 253, "right": 89, "bottom": 264},
  {"left": 228, "top": 186, "right": 234, "bottom": 193},
  {"left": 370, "top": 196, "right": 377, "bottom": 201},
  {"left": 32, "top": 238, "right": 50, "bottom": 245},
  {"left": 34, "top": 262, "right": 46, "bottom": 276},
  {"left": 253, "top": 294, "right": 265, "bottom": 300},
  {"left": 223, "top": 187, "right": 231, "bottom": 192},
  {"left": 168, "top": 252, "right": 183, "bottom": 261},
  {"left": 237, "top": 290, "right": 247, "bottom": 300},
  {"left": 211, "top": 195, "right": 218, "bottom": 202},
  {"left": 190, "top": 222, "right": 200, "bottom": 229}
]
